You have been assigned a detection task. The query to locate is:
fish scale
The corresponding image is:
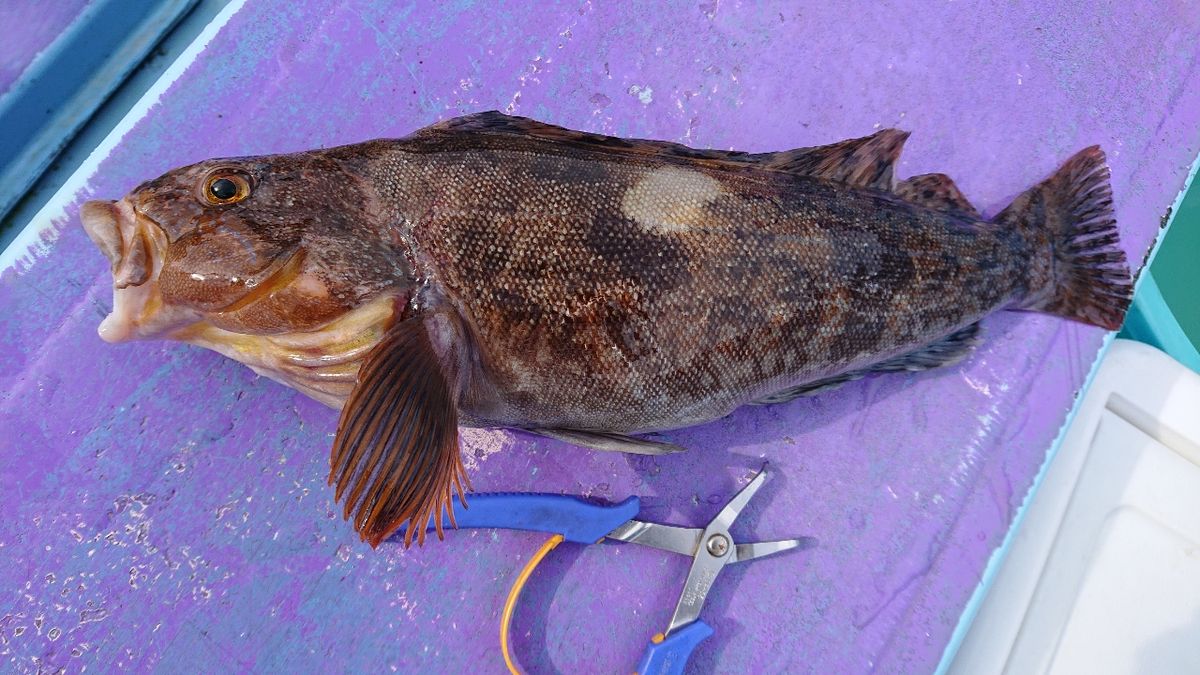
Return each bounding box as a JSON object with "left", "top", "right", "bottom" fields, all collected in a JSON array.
[
  {"left": 403, "top": 150, "right": 991, "bottom": 431},
  {"left": 79, "top": 111, "right": 1131, "bottom": 547}
]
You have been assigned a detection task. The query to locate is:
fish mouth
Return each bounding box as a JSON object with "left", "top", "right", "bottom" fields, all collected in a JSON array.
[{"left": 80, "top": 199, "right": 194, "bottom": 342}]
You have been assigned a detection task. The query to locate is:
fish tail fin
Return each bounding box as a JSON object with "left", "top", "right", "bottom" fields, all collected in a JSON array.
[{"left": 996, "top": 146, "right": 1132, "bottom": 330}]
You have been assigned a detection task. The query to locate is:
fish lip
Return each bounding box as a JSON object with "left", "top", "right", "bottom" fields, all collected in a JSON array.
[
  {"left": 80, "top": 200, "right": 124, "bottom": 269},
  {"left": 79, "top": 199, "right": 168, "bottom": 285},
  {"left": 80, "top": 198, "right": 187, "bottom": 343}
]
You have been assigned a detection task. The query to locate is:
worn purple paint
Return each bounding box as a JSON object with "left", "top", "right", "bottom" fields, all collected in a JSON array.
[
  {"left": 0, "top": 0, "right": 91, "bottom": 98},
  {"left": 2, "top": 1, "right": 1198, "bottom": 672}
]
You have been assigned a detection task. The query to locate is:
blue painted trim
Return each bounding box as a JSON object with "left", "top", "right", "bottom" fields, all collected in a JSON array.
[
  {"left": 0, "top": 0, "right": 198, "bottom": 221},
  {"left": 1120, "top": 271, "right": 1200, "bottom": 373}
]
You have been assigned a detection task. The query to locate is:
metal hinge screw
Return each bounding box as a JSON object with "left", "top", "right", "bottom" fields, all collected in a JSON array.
[{"left": 706, "top": 533, "right": 730, "bottom": 557}]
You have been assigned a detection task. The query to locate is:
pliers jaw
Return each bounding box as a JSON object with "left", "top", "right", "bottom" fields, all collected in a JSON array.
[
  {"left": 613, "top": 466, "right": 812, "bottom": 674},
  {"left": 608, "top": 466, "right": 809, "bottom": 635}
]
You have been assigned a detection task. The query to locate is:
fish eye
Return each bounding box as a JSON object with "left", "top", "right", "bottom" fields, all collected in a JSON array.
[{"left": 203, "top": 172, "right": 251, "bottom": 205}]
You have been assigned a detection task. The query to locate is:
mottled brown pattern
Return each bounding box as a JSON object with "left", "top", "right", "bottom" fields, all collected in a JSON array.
[
  {"left": 80, "top": 111, "right": 1132, "bottom": 546},
  {"left": 364, "top": 130, "right": 1032, "bottom": 432}
]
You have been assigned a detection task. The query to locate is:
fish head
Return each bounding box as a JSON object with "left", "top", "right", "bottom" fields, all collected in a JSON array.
[{"left": 80, "top": 151, "right": 412, "bottom": 344}]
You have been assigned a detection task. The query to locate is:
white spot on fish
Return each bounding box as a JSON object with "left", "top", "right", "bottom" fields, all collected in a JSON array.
[{"left": 622, "top": 166, "right": 723, "bottom": 233}]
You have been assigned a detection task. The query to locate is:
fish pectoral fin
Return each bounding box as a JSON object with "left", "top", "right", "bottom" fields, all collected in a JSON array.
[
  {"left": 329, "top": 318, "right": 469, "bottom": 548},
  {"left": 895, "top": 173, "right": 981, "bottom": 219},
  {"left": 754, "top": 322, "right": 982, "bottom": 405},
  {"left": 756, "top": 128, "right": 909, "bottom": 191},
  {"left": 529, "top": 428, "right": 687, "bottom": 455}
]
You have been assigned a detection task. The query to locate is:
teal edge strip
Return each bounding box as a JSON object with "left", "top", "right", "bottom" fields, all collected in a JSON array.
[
  {"left": 1121, "top": 271, "right": 1200, "bottom": 372},
  {"left": 934, "top": 137, "right": 1200, "bottom": 674}
]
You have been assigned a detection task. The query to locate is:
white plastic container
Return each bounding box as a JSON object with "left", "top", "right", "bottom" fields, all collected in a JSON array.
[{"left": 950, "top": 339, "right": 1200, "bottom": 674}]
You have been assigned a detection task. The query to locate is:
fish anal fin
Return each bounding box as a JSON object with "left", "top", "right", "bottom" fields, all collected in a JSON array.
[
  {"left": 752, "top": 372, "right": 862, "bottom": 404},
  {"left": 896, "top": 173, "right": 981, "bottom": 218},
  {"left": 754, "top": 323, "right": 982, "bottom": 405},
  {"left": 328, "top": 317, "right": 469, "bottom": 549},
  {"left": 530, "top": 428, "right": 686, "bottom": 456},
  {"left": 871, "top": 322, "right": 982, "bottom": 372},
  {"left": 417, "top": 112, "right": 906, "bottom": 190}
]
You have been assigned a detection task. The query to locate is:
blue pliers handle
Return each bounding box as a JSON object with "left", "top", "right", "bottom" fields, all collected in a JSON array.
[
  {"left": 438, "top": 492, "right": 640, "bottom": 544},
  {"left": 429, "top": 494, "right": 713, "bottom": 674},
  {"left": 635, "top": 621, "right": 715, "bottom": 675},
  {"left": 406, "top": 466, "right": 805, "bottom": 675}
]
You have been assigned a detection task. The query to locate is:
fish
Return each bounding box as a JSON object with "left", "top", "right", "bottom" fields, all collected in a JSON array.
[{"left": 79, "top": 111, "right": 1133, "bottom": 547}]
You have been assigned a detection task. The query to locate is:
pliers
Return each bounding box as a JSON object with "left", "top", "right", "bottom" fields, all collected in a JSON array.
[{"left": 410, "top": 465, "right": 808, "bottom": 674}]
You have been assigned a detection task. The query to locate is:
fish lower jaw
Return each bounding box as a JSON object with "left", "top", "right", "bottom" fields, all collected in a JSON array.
[
  {"left": 99, "top": 281, "right": 197, "bottom": 343},
  {"left": 98, "top": 294, "right": 144, "bottom": 343}
]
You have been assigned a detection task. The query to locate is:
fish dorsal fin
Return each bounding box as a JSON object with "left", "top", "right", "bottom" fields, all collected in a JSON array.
[
  {"left": 416, "top": 111, "right": 764, "bottom": 165},
  {"left": 896, "top": 173, "right": 981, "bottom": 218},
  {"left": 754, "top": 128, "right": 909, "bottom": 191},
  {"left": 329, "top": 317, "right": 469, "bottom": 548},
  {"left": 420, "top": 110, "right": 633, "bottom": 146},
  {"left": 416, "top": 111, "right": 908, "bottom": 190},
  {"left": 753, "top": 322, "right": 981, "bottom": 404}
]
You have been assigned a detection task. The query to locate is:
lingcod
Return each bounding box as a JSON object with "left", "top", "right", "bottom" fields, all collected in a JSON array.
[{"left": 79, "top": 112, "right": 1132, "bottom": 546}]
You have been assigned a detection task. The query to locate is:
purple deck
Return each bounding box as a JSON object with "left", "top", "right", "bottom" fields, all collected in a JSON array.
[{"left": 3, "top": 2, "right": 1199, "bottom": 673}]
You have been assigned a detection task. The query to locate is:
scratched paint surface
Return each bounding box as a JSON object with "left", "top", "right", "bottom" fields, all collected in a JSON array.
[
  {"left": 0, "top": 0, "right": 91, "bottom": 97},
  {"left": 2, "top": 2, "right": 1199, "bottom": 673}
]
